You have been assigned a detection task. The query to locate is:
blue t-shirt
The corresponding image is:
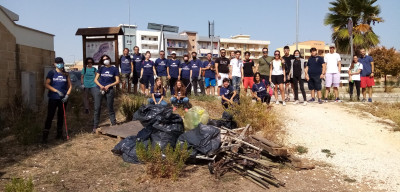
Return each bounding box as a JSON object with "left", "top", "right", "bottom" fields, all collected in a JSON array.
[
  {"left": 141, "top": 60, "right": 155, "bottom": 76},
  {"left": 180, "top": 62, "right": 191, "bottom": 79},
  {"left": 155, "top": 58, "right": 168, "bottom": 76},
  {"left": 132, "top": 53, "right": 145, "bottom": 73},
  {"left": 203, "top": 60, "right": 216, "bottom": 78},
  {"left": 81, "top": 67, "right": 97, "bottom": 88},
  {"left": 168, "top": 59, "right": 181, "bottom": 78},
  {"left": 97, "top": 66, "right": 119, "bottom": 87},
  {"left": 120, "top": 55, "right": 132, "bottom": 74},
  {"left": 47, "top": 70, "right": 68, "bottom": 100},
  {"left": 220, "top": 85, "right": 234, "bottom": 103},
  {"left": 359, "top": 55, "right": 374, "bottom": 77},
  {"left": 307, "top": 56, "right": 325, "bottom": 76},
  {"left": 151, "top": 87, "right": 165, "bottom": 99},
  {"left": 190, "top": 59, "right": 202, "bottom": 78},
  {"left": 252, "top": 82, "right": 267, "bottom": 98}
]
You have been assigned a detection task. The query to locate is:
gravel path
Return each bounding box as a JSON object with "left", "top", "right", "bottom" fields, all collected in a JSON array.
[{"left": 281, "top": 102, "right": 400, "bottom": 192}]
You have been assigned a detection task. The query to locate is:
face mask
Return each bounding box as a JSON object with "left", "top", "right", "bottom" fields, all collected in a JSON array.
[
  {"left": 192, "top": 56, "right": 196, "bottom": 60},
  {"left": 103, "top": 60, "right": 110, "bottom": 65},
  {"left": 295, "top": 55, "right": 300, "bottom": 58},
  {"left": 184, "top": 60, "right": 189, "bottom": 63},
  {"left": 56, "top": 63, "right": 64, "bottom": 69}
]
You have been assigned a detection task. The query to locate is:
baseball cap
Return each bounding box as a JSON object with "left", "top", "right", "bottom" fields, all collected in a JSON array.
[
  {"left": 329, "top": 43, "right": 336, "bottom": 48},
  {"left": 171, "top": 51, "right": 176, "bottom": 55},
  {"left": 55, "top": 57, "right": 64, "bottom": 64}
]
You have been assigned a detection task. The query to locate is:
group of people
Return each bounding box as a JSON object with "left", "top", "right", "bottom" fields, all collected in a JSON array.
[{"left": 42, "top": 45, "right": 375, "bottom": 143}]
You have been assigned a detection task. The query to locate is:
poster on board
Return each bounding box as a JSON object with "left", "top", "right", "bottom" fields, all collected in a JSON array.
[{"left": 85, "top": 41, "right": 115, "bottom": 63}]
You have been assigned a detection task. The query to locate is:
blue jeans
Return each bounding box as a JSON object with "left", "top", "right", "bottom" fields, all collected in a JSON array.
[
  {"left": 148, "top": 98, "right": 167, "bottom": 106},
  {"left": 170, "top": 96, "right": 189, "bottom": 106},
  {"left": 232, "top": 76, "right": 241, "bottom": 94},
  {"left": 93, "top": 87, "right": 116, "bottom": 128}
]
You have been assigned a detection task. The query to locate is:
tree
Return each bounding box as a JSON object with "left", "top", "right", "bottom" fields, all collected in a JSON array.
[
  {"left": 324, "top": 0, "right": 383, "bottom": 53},
  {"left": 369, "top": 47, "right": 400, "bottom": 92}
]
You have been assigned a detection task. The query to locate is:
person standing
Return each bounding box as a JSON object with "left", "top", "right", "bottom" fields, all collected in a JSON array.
[
  {"left": 324, "top": 44, "right": 342, "bottom": 102},
  {"left": 305, "top": 48, "right": 326, "bottom": 104},
  {"left": 93, "top": 55, "right": 120, "bottom": 132},
  {"left": 202, "top": 53, "right": 216, "bottom": 95},
  {"left": 81, "top": 57, "right": 97, "bottom": 114},
  {"left": 148, "top": 77, "right": 167, "bottom": 106},
  {"left": 269, "top": 50, "right": 286, "bottom": 106},
  {"left": 155, "top": 50, "right": 168, "bottom": 90},
  {"left": 289, "top": 50, "right": 307, "bottom": 105},
  {"left": 215, "top": 49, "right": 230, "bottom": 95},
  {"left": 348, "top": 55, "right": 363, "bottom": 101},
  {"left": 179, "top": 54, "right": 192, "bottom": 96},
  {"left": 120, "top": 48, "right": 134, "bottom": 93},
  {"left": 229, "top": 50, "right": 244, "bottom": 94},
  {"left": 257, "top": 47, "right": 274, "bottom": 84},
  {"left": 167, "top": 51, "right": 180, "bottom": 95},
  {"left": 252, "top": 72, "right": 271, "bottom": 104},
  {"left": 242, "top": 51, "right": 255, "bottom": 94},
  {"left": 190, "top": 52, "right": 204, "bottom": 96},
  {"left": 42, "top": 57, "right": 72, "bottom": 143},
  {"left": 359, "top": 48, "right": 375, "bottom": 102},
  {"left": 282, "top": 46, "right": 294, "bottom": 101},
  {"left": 132, "top": 46, "right": 145, "bottom": 94},
  {"left": 140, "top": 52, "right": 157, "bottom": 96}
]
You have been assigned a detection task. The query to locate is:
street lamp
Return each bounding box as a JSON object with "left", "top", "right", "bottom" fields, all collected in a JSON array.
[{"left": 296, "top": 0, "right": 299, "bottom": 50}]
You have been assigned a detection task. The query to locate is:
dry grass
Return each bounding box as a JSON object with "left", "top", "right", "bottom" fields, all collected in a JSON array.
[
  {"left": 119, "top": 94, "right": 147, "bottom": 122},
  {"left": 352, "top": 102, "right": 400, "bottom": 131}
]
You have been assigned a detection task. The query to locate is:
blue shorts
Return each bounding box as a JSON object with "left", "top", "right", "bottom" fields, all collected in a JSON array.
[
  {"left": 205, "top": 78, "right": 216, "bottom": 87},
  {"left": 308, "top": 75, "right": 322, "bottom": 91}
]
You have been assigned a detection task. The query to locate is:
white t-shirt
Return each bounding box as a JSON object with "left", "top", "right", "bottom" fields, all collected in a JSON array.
[
  {"left": 230, "top": 58, "right": 243, "bottom": 77},
  {"left": 271, "top": 59, "right": 284, "bottom": 76},
  {"left": 350, "top": 62, "right": 363, "bottom": 81},
  {"left": 324, "top": 53, "right": 341, "bottom": 73}
]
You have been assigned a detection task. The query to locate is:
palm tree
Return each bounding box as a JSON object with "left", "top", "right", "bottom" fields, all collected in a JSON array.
[{"left": 324, "top": 0, "right": 383, "bottom": 53}]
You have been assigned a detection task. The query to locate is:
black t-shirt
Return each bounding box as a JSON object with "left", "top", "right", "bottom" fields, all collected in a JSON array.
[
  {"left": 215, "top": 57, "right": 230, "bottom": 73},
  {"left": 243, "top": 59, "right": 255, "bottom": 77},
  {"left": 282, "top": 55, "right": 294, "bottom": 75},
  {"left": 293, "top": 59, "right": 302, "bottom": 77}
]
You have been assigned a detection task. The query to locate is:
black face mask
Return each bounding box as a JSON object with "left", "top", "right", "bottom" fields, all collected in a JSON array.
[
  {"left": 184, "top": 60, "right": 189, "bottom": 63},
  {"left": 192, "top": 56, "right": 196, "bottom": 60}
]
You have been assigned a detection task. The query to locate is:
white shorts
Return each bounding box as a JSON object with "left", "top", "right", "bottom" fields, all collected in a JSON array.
[
  {"left": 325, "top": 73, "right": 340, "bottom": 87},
  {"left": 217, "top": 73, "right": 229, "bottom": 86}
]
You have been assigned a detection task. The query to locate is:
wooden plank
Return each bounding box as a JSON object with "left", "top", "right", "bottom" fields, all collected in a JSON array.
[
  {"left": 246, "top": 137, "right": 288, "bottom": 157},
  {"left": 250, "top": 135, "right": 282, "bottom": 148},
  {"left": 97, "top": 120, "right": 143, "bottom": 139}
]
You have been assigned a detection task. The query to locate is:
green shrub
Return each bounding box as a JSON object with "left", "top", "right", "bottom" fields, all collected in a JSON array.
[
  {"left": 5, "top": 177, "right": 34, "bottom": 192},
  {"left": 375, "top": 80, "right": 381, "bottom": 86},
  {"left": 119, "top": 94, "right": 147, "bottom": 122},
  {"left": 136, "top": 141, "right": 191, "bottom": 180},
  {"left": 388, "top": 80, "right": 395, "bottom": 86},
  {"left": 295, "top": 145, "right": 308, "bottom": 155},
  {"left": 321, "top": 88, "right": 335, "bottom": 100}
]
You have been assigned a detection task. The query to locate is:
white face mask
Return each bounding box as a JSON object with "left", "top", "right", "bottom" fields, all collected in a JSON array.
[
  {"left": 295, "top": 55, "right": 300, "bottom": 58},
  {"left": 103, "top": 59, "right": 110, "bottom": 65}
]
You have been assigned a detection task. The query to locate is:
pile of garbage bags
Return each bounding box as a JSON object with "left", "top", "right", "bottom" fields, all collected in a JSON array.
[
  {"left": 207, "top": 111, "right": 238, "bottom": 129},
  {"left": 183, "top": 106, "right": 209, "bottom": 130}
]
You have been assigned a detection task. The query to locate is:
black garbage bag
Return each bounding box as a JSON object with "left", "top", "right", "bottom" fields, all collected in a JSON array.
[
  {"left": 133, "top": 105, "right": 166, "bottom": 127},
  {"left": 207, "top": 111, "right": 238, "bottom": 129},
  {"left": 177, "top": 124, "right": 221, "bottom": 156}
]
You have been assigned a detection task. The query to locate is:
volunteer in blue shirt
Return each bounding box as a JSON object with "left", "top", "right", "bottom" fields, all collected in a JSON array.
[
  {"left": 167, "top": 51, "right": 180, "bottom": 95},
  {"left": 148, "top": 77, "right": 167, "bottom": 106},
  {"left": 132, "top": 46, "right": 145, "bottom": 94},
  {"left": 190, "top": 52, "right": 204, "bottom": 96},
  {"left": 155, "top": 50, "right": 168, "bottom": 90},
  {"left": 43, "top": 57, "right": 72, "bottom": 143},
  {"left": 202, "top": 53, "right": 216, "bottom": 95},
  {"left": 252, "top": 72, "right": 271, "bottom": 104},
  {"left": 305, "top": 48, "right": 326, "bottom": 104},
  {"left": 119, "top": 48, "right": 133, "bottom": 93},
  {"left": 359, "top": 48, "right": 375, "bottom": 102},
  {"left": 93, "top": 55, "right": 120, "bottom": 132},
  {"left": 170, "top": 80, "right": 190, "bottom": 112},
  {"left": 220, "top": 78, "right": 238, "bottom": 109},
  {"left": 81, "top": 57, "right": 97, "bottom": 114},
  {"left": 140, "top": 51, "right": 157, "bottom": 96},
  {"left": 179, "top": 54, "right": 192, "bottom": 96}
]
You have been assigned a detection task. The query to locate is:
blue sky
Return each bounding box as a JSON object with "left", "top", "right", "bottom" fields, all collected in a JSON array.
[{"left": 1, "top": 0, "right": 399, "bottom": 63}]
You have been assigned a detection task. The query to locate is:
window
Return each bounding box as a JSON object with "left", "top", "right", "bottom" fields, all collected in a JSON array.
[
  {"left": 141, "top": 37, "right": 144, "bottom": 40},
  {"left": 305, "top": 49, "right": 310, "bottom": 53},
  {"left": 153, "top": 38, "right": 157, "bottom": 41}
]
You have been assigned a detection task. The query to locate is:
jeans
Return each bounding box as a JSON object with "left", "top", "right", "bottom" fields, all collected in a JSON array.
[
  {"left": 254, "top": 95, "right": 271, "bottom": 104},
  {"left": 148, "top": 98, "right": 168, "bottom": 106},
  {"left": 349, "top": 80, "right": 361, "bottom": 98},
  {"left": 181, "top": 78, "right": 191, "bottom": 96},
  {"left": 232, "top": 76, "right": 241, "bottom": 94},
  {"left": 292, "top": 76, "right": 306, "bottom": 101},
  {"left": 93, "top": 87, "right": 116, "bottom": 128},
  {"left": 44, "top": 99, "right": 67, "bottom": 136},
  {"left": 170, "top": 96, "right": 189, "bottom": 107},
  {"left": 191, "top": 77, "right": 205, "bottom": 96},
  {"left": 83, "top": 87, "right": 97, "bottom": 110},
  {"left": 169, "top": 77, "right": 178, "bottom": 95}
]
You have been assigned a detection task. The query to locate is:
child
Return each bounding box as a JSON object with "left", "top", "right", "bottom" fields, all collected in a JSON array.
[
  {"left": 252, "top": 72, "right": 271, "bottom": 104},
  {"left": 148, "top": 77, "right": 167, "bottom": 106},
  {"left": 170, "top": 80, "right": 189, "bottom": 111},
  {"left": 220, "top": 78, "right": 238, "bottom": 109}
]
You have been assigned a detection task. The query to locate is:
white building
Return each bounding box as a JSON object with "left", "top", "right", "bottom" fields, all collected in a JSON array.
[
  {"left": 220, "top": 35, "right": 270, "bottom": 61},
  {"left": 136, "top": 30, "right": 161, "bottom": 59},
  {"left": 118, "top": 24, "right": 137, "bottom": 56}
]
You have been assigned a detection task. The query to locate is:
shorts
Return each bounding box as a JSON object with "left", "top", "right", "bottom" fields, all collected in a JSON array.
[
  {"left": 325, "top": 73, "right": 340, "bottom": 87},
  {"left": 271, "top": 75, "right": 284, "bottom": 85},
  {"left": 159, "top": 76, "right": 168, "bottom": 87},
  {"left": 360, "top": 76, "right": 375, "bottom": 88},
  {"left": 132, "top": 71, "right": 140, "bottom": 84},
  {"left": 205, "top": 77, "right": 216, "bottom": 87},
  {"left": 260, "top": 75, "right": 270, "bottom": 85},
  {"left": 217, "top": 73, "right": 229, "bottom": 86},
  {"left": 243, "top": 77, "right": 254, "bottom": 89},
  {"left": 308, "top": 75, "right": 322, "bottom": 91},
  {"left": 120, "top": 73, "right": 130, "bottom": 83},
  {"left": 141, "top": 75, "right": 154, "bottom": 89}
]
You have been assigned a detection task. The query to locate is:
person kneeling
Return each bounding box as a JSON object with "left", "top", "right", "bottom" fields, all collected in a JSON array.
[
  {"left": 220, "top": 78, "right": 238, "bottom": 109},
  {"left": 170, "top": 80, "right": 189, "bottom": 111},
  {"left": 252, "top": 72, "right": 272, "bottom": 104},
  {"left": 148, "top": 77, "right": 167, "bottom": 106}
]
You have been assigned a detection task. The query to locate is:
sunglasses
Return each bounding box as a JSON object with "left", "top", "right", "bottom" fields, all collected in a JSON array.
[
  {"left": 274, "top": 54, "right": 280, "bottom": 55},
  {"left": 87, "top": 61, "right": 93, "bottom": 63},
  {"left": 263, "top": 51, "right": 268, "bottom": 53},
  {"left": 221, "top": 52, "right": 226, "bottom": 54}
]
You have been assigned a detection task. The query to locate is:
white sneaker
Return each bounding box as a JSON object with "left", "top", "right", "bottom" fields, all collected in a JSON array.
[
  {"left": 293, "top": 100, "right": 299, "bottom": 105},
  {"left": 275, "top": 101, "right": 280, "bottom": 105},
  {"left": 303, "top": 101, "right": 307, "bottom": 106},
  {"left": 282, "top": 101, "right": 286, "bottom": 106}
]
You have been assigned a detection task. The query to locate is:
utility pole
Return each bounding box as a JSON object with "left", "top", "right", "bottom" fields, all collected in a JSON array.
[
  {"left": 348, "top": 18, "right": 353, "bottom": 56},
  {"left": 296, "top": 0, "right": 299, "bottom": 50},
  {"left": 209, "top": 21, "right": 215, "bottom": 57}
]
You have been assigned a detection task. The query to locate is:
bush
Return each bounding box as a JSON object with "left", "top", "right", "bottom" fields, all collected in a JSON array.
[
  {"left": 119, "top": 94, "right": 147, "bottom": 122},
  {"left": 321, "top": 88, "right": 335, "bottom": 100},
  {"left": 388, "top": 80, "right": 395, "bottom": 86},
  {"left": 136, "top": 141, "right": 191, "bottom": 180},
  {"left": 5, "top": 177, "right": 34, "bottom": 192},
  {"left": 375, "top": 81, "right": 381, "bottom": 86}
]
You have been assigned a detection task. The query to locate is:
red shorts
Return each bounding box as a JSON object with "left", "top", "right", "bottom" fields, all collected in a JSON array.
[
  {"left": 243, "top": 77, "right": 254, "bottom": 89},
  {"left": 360, "top": 76, "right": 375, "bottom": 88}
]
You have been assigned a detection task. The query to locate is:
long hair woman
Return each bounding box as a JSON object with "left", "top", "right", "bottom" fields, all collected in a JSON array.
[
  {"left": 348, "top": 55, "right": 363, "bottom": 101},
  {"left": 148, "top": 77, "right": 167, "bottom": 106},
  {"left": 252, "top": 72, "right": 271, "bottom": 104},
  {"left": 289, "top": 50, "right": 307, "bottom": 105},
  {"left": 269, "top": 50, "right": 286, "bottom": 106},
  {"left": 81, "top": 57, "right": 97, "bottom": 114},
  {"left": 170, "top": 80, "right": 189, "bottom": 111}
]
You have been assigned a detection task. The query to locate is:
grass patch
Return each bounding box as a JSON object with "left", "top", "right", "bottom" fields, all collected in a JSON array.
[
  {"left": 295, "top": 145, "right": 309, "bottom": 155},
  {"left": 352, "top": 102, "right": 400, "bottom": 130},
  {"left": 189, "top": 95, "right": 217, "bottom": 102},
  {"left": 321, "top": 149, "right": 336, "bottom": 158},
  {"left": 321, "top": 88, "right": 335, "bottom": 100},
  {"left": 119, "top": 94, "right": 147, "bottom": 122},
  {"left": 4, "top": 177, "right": 34, "bottom": 192}
]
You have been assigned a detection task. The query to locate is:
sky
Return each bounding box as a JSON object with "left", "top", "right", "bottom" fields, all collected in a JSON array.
[{"left": 1, "top": 0, "right": 399, "bottom": 63}]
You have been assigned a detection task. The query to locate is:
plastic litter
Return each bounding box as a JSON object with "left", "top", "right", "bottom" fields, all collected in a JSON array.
[
  {"left": 207, "top": 111, "right": 237, "bottom": 129},
  {"left": 183, "top": 106, "right": 209, "bottom": 130}
]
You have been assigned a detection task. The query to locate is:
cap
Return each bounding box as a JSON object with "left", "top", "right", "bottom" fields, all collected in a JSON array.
[
  {"left": 329, "top": 43, "right": 336, "bottom": 48},
  {"left": 171, "top": 51, "right": 176, "bottom": 55},
  {"left": 55, "top": 57, "right": 64, "bottom": 64}
]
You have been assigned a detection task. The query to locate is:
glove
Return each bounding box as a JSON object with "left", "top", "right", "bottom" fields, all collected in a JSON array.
[
  {"left": 154, "top": 75, "right": 157, "bottom": 79},
  {"left": 56, "top": 90, "right": 64, "bottom": 97},
  {"left": 81, "top": 84, "right": 85, "bottom": 89},
  {"left": 61, "top": 95, "right": 69, "bottom": 103},
  {"left": 198, "top": 75, "right": 202, "bottom": 80},
  {"left": 130, "top": 72, "right": 134, "bottom": 78}
]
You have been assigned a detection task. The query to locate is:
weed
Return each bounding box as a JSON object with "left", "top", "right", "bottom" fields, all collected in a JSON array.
[
  {"left": 295, "top": 145, "right": 309, "bottom": 155},
  {"left": 321, "top": 88, "right": 335, "bottom": 100},
  {"left": 4, "top": 177, "right": 34, "bottom": 192},
  {"left": 119, "top": 94, "right": 147, "bottom": 122},
  {"left": 321, "top": 149, "right": 336, "bottom": 158},
  {"left": 119, "top": 162, "right": 131, "bottom": 168},
  {"left": 190, "top": 95, "right": 217, "bottom": 102},
  {"left": 394, "top": 127, "right": 400, "bottom": 132}
]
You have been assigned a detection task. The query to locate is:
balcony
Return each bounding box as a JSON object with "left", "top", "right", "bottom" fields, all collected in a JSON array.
[
  {"left": 226, "top": 47, "right": 236, "bottom": 51},
  {"left": 141, "top": 40, "right": 159, "bottom": 45},
  {"left": 141, "top": 49, "right": 159, "bottom": 54}
]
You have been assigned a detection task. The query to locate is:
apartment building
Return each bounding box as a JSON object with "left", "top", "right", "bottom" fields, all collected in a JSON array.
[
  {"left": 136, "top": 30, "right": 161, "bottom": 59},
  {"left": 220, "top": 35, "right": 270, "bottom": 61}
]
